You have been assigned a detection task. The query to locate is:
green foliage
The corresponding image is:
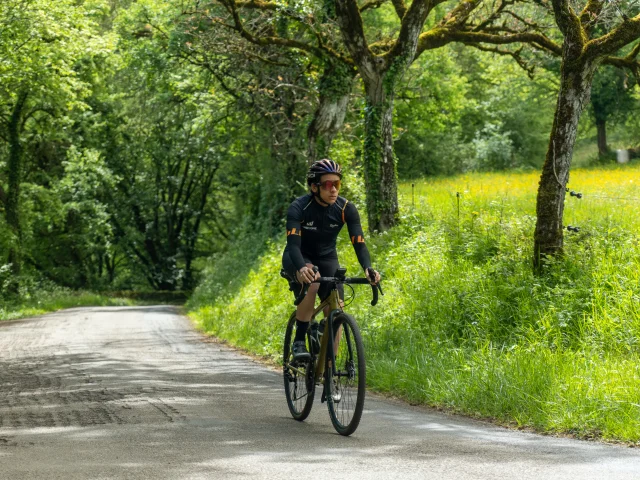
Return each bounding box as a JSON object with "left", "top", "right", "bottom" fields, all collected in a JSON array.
[
  {"left": 471, "top": 122, "right": 516, "bottom": 171},
  {"left": 0, "top": 0, "right": 114, "bottom": 283},
  {"left": 26, "top": 148, "right": 117, "bottom": 288},
  {"left": 395, "top": 47, "right": 558, "bottom": 177},
  {"left": 589, "top": 66, "right": 635, "bottom": 125},
  {"left": 394, "top": 48, "right": 471, "bottom": 177},
  {"left": 190, "top": 163, "right": 640, "bottom": 442}
]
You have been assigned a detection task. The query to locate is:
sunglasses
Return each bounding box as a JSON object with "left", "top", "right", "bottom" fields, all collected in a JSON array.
[{"left": 318, "top": 180, "right": 341, "bottom": 190}]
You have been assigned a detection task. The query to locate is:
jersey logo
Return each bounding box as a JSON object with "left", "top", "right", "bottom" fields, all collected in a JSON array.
[
  {"left": 306, "top": 221, "right": 314, "bottom": 227},
  {"left": 329, "top": 223, "right": 340, "bottom": 228}
]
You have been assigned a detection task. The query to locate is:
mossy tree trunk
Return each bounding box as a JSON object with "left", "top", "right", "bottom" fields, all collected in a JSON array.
[
  {"left": 362, "top": 79, "right": 399, "bottom": 231},
  {"left": 534, "top": 57, "right": 598, "bottom": 267}
]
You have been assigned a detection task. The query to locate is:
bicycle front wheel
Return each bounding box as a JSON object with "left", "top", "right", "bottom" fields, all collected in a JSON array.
[
  {"left": 326, "top": 313, "right": 366, "bottom": 436},
  {"left": 283, "top": 312, "right": 315, "bottom": 421}
]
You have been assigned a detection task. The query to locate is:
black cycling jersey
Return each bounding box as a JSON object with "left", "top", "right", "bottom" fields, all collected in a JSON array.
[{"left": 283, "top": 193, "right": 372, "bottom": 274}]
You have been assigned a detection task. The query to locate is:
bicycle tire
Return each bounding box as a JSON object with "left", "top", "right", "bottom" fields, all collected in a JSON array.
[
  {"left": 283, "top": 312, "right": 315, "bottom": 421},
  {"left": 326, "top": 312, "right": 366, "bottom": 436}
]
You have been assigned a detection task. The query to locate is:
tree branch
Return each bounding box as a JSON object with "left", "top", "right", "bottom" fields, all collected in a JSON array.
[
  {"left": 584, "top": 15, "right": 640, "bottom": 59},
  {"left": 550, "top": 0, "right": 582, "bottom": 40},
  {"left": 218, "top": 0, "right": 351, "bottom": 63},
  {"left": 235, "top": 0, "right": 278, "bottom": 9},
  {"left": 334, "top": 0, "right": 375, "bottom": 72},
  {"left": 446, "top": 30, "right": 562, "bottom": 56},
  {"left": 472, "top": 44, "right": 536, "bottom": 77},
  {"left": 579, "top": 0, "right": 604, "bottom": 33},
  {"left": 390, "top": 0, "right": 408, "bottom": 19},
  {"left": 385, "top": 0, "right": 437, "bottom": 62},
  {"left": 470, "top": 0, "right": 519, "bottom": 32},
  {"left": 443, "top": 0, "right": 484, "bottom": 29},
  {"left": 603, "top": 47, "right": 640, "bottom": 83},
  {"left": 360, "top": 0, "right": 388, "bottom": 12}
]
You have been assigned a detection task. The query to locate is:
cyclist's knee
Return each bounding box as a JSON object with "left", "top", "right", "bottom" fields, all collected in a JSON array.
[{"left": 308, "top": 283, "right": 320, "bottom": 295}]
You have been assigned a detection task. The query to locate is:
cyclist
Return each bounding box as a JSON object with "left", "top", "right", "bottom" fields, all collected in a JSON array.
[{"left": 282, "top": 159, "right": 381, "bottom": 362}]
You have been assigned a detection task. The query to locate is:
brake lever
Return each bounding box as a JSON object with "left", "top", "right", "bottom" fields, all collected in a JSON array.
[
  {"left": 370, "top": 284, "right": 378, "bottom": 306},
  {"left": 294, "top": 283, "right": 309, "bottom": 306}
]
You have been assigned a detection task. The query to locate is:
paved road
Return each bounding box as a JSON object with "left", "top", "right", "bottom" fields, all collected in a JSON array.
[{"left": 0, "top": 306, "right": 639, "bottom": 479}]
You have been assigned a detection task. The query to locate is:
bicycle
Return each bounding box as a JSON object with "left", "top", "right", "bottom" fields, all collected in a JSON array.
[{"left": 280, "top": 267, "right": 382, "bottom": 436}]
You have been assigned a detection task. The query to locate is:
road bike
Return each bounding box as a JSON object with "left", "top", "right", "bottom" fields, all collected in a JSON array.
[{"left": 280, "top": 267, "right": 382, "bottom": 436}]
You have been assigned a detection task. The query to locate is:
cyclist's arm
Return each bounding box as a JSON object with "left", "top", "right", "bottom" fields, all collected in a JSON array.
[
  {"left": 343, "top": 202, "right": 372, "bottom": 271},
  {"left": 285, "top": 202, "right": 306, "bottom": 271}
]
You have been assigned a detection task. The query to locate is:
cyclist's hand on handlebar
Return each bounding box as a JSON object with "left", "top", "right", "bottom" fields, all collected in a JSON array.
[
  {"left": 366, "top": 267, "right": 381, "bottom": 285},
  {"left": 296, "top": 265, "right": 319, "bottom": 284}
]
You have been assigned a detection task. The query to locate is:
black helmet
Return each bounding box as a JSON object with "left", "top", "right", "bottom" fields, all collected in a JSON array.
[{"left": 307, "top": 159, "right": 342, "bottom": 185}]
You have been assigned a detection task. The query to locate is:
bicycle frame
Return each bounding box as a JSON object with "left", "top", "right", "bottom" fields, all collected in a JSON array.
[{"left": 311, "top": 287, "right": 342, "bottom": 382}]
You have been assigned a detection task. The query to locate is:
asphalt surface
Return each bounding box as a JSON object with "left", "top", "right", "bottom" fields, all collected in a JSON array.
[{"left": 0, "top": 305, "right": 639, "bottom": 479}]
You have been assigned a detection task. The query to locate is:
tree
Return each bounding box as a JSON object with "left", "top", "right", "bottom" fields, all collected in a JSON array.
[
  {"left": 0, "top": 0, "right": 107, "bottom": 285},
  {"left": 81, "top": 5, "right": 242, "bottom": 290},
  {"left": 589, "top": 65, "right": 637, "bottom": 156},
  {"left": 533, "top": 2, "right": 640, "bottom": 268},
  {"left": 27, "top": 148, "right": 118, "bottom": 288}
]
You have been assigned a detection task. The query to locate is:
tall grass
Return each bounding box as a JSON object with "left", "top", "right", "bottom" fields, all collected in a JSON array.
[{"left": 189, "top": 162, "right": 640, "bottom": 442}]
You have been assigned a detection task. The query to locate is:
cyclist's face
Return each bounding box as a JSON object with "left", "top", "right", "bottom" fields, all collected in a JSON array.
[{"left": 314, "top": 173, "right": 340, "bottom": 205}]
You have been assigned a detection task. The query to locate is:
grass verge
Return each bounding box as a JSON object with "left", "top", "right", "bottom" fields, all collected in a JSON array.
[
  {"left": 0, "top": 291, "right": 137, "bottom": 322},
  {"left": 189, "top": 163, "right": 640, "bottom": 444}
]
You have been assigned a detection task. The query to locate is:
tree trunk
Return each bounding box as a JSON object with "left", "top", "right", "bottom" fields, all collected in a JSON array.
[
  {"left": 363, "top": 79, "right": 399, "bottom": 232},
  {"left": 307, "top": 62, "right": 355, "bottom": 163},
  {"left": 106, "top": 253, "right": 116, "bottom": 285},
  {"left": 182, "top": 253, "right": 193, "bottom": 292},
  {"left": 5, "top": 91, "right": 28, "bottom": 284},
  {"left": 533, "top": 59, "right": 597, "bottom": 270},
  {"left": 596, "top": 118, "right": 608, "bottom": 157}
]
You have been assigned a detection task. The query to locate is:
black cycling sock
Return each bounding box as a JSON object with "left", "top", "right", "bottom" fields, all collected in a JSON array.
[{"left": 294, "top": 319, "right": 309, "bottom": 343}]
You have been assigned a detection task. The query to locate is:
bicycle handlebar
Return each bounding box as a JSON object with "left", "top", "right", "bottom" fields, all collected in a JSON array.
[{"left": 292, "top": 275, "right": 383, "bottom": 307}]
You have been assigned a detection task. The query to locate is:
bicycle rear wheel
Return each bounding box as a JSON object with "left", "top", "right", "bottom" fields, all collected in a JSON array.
[
  {"left": 283, "top": 313, "right": 315, "bottom": 421},
  {"left": 326, "top": 313, "right": 365, "bottom": 436}
]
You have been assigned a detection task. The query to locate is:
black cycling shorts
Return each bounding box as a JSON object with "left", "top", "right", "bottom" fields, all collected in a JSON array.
[{"left": 282, "top": 249, "right": 344, "bottom": 302}]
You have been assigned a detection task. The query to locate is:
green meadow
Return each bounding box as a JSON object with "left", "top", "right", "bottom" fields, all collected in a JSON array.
[{"left": 189, "top": 163, "right": 640, "bottom": 443}]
